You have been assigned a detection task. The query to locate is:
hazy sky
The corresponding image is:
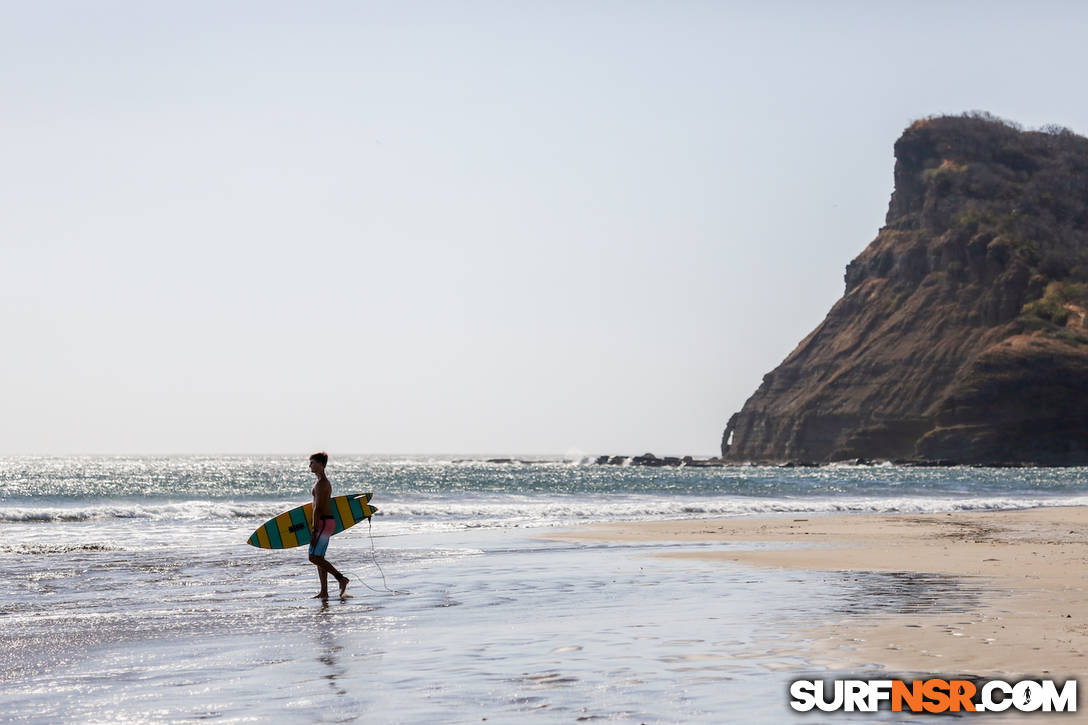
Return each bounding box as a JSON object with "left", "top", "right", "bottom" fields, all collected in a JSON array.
[{"left": 3, "top": 1, "right": 1087, "bottom": 456}]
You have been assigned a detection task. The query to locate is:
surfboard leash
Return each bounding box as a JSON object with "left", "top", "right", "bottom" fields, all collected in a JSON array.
[{"left": 357, "top": 517, "right": 409, "bottom": 596}]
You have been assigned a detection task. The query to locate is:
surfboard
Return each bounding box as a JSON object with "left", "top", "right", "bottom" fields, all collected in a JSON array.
[{"left": 247, "top": 492, "right": 377, "bottom": 549}]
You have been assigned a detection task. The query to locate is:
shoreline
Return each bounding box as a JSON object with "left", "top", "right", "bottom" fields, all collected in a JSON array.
[{"left": 549, "top": 507, "right": 1088, "bottom": 680}]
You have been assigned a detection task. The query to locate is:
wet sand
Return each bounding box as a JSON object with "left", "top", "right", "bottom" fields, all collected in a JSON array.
[{"left": 551, "top": 507, "right": 1088, "bottom": 680}]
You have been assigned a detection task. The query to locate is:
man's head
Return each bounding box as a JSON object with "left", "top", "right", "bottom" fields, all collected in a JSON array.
[{"left": 309, "top": 451, "right": 328, "bottom": 473}]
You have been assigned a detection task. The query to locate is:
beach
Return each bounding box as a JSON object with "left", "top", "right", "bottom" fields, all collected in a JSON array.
[
  {"left": 552, "top": 506, "right": 1088, "bottom": 681},
  {"left": 3, "top": 457, "right": 1087, "bottom": 722}
]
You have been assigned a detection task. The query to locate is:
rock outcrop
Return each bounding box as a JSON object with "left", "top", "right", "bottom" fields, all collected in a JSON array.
[{"left": 722, "top": 114, "right": 1088, "bottom": 465}]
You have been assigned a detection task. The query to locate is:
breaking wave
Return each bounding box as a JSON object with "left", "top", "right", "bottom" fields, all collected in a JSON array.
[{"left": 3, "top": 494, "right": 1087, "bottom": 530}]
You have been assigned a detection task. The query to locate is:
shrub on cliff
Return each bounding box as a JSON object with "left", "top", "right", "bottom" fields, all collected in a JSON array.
[{"left": 1022, "top": 280, "right": 1088, "bottom": 326}]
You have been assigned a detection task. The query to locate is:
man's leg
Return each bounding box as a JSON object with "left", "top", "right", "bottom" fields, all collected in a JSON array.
[
  {"left": 313, "top": 556, "right": 349, "bottom": 596},
  {"left": 328, "top": 559, "right": 349, "bottom": 596},
  {"left": 308, "top": 521, "right": 347, "bottom": 597},
  {"left": 310, "top": 554, "right": 330, "bottom": 597}
]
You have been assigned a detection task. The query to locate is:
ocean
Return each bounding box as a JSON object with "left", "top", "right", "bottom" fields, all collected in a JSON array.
[{"left": 3, "top": 456, "right": 1086, "bottom": 723}]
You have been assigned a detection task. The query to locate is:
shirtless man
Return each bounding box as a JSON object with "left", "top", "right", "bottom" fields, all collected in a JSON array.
[{"left": 308, "top": 452, "right": 349, "bottom": 599}]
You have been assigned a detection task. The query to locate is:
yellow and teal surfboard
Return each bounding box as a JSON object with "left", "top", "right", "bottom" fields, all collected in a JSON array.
[{"left": 247, "top": 492, "right": 377, "bottom": 549}]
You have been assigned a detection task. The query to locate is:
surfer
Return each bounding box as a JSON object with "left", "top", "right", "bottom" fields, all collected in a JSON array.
[{"left": 308, "top": 452, "right": 350, "bottom": 599}]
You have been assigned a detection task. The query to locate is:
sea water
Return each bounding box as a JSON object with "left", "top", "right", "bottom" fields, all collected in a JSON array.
[{"left": 2, "top": 457, "right": 1086, "bottom": 723}]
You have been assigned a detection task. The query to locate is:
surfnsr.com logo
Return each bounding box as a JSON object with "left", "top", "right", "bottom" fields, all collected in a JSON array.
[{"left": 789, "top": 678, "right": 1077, "bottom": 713}]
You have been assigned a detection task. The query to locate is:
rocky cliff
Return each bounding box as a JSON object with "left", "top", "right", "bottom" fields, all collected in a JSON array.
[{"left": 722, "top": 114, "right": 1088, "bottom": 465}]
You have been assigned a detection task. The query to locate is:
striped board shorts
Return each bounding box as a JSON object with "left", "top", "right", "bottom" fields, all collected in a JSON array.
[{"left": 308, "top": 516, "right": 336, "bottom": 557}]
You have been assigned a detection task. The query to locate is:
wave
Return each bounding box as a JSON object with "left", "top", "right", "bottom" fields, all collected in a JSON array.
[
  {"left": 0, "top": 542, "right": 122, "bottom": 554},
  {"left": 0, "top": 500, "right": 306, "bottom": 523},
  {"left": 3, "top": 494, "right": 1087, "bottom": 526},
  {"left": 374, "top": 495, "right": 1088, "bottom": 521}
]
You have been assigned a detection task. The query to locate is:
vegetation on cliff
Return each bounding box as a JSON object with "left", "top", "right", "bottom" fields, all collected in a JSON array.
[{"left": 722, "top": 113, "right": 1088, "bottom": 465}]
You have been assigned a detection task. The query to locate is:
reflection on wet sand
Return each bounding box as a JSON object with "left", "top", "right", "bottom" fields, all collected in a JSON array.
[
  {"left": 314, "top": 609, "right": 348, "bottom": 697},
  {"left": 834, "top": 571, "right": 990, "bottom": 616}
]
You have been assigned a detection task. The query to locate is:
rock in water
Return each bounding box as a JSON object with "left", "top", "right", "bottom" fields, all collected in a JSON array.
[{"left": 722, "top": 113, "right": 1088, "bottom": 465}]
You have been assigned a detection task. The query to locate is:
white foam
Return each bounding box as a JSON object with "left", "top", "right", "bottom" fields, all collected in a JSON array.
[
  {"left": 0, "top": 500, "right": 301, "bottom": 523},
  {"left": 376, "top": 494, "right": 1088, "bottom": 526},
  {"left": 3, "top": 494, "right": 1086, "bottom": 530}
]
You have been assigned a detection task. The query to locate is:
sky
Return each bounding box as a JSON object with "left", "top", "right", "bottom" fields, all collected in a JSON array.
[{"left": 3, "top": 1, "right": 1088, "bottom": 456}]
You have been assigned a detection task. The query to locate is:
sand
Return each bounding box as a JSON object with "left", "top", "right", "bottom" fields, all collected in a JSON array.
[{"left": 551, "top": 507, "right": 1088, "bottom": 680}]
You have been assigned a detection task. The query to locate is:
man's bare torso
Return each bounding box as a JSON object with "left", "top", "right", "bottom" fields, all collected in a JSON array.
[{"left": 312, "top": 477, "right": 333, "bottom": 520}]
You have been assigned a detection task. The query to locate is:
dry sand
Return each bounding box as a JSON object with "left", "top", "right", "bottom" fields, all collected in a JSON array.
[{"left": 551, "top": 507, "right": 1088, "bottom": 681}]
